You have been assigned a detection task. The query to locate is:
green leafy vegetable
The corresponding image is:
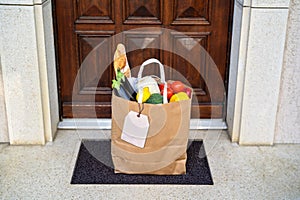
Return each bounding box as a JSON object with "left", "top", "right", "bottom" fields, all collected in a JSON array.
[
  {"left": 112, "top": 70, "right": 125, "bottom": 90},
  {"left": 112, "top": 80, "right": 121, "bottom": 90}
]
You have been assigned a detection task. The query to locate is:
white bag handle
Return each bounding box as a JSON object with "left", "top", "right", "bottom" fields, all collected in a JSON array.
[
  {"left": 138, "top": 58, "right": 166, "bottom": 82},
  {"left": 138, "top": 58, "right": 168, "bottom": 104}
]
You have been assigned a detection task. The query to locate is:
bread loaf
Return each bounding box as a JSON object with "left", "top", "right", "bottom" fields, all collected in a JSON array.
[{"left": 113, "top": 44, "right": 131, "bottom": 78}]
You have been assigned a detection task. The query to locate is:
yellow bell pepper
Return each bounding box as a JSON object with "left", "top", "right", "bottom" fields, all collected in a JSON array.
[
  {"left": 136, "top": 87, "right": 151, "bottom": 103},
  {"left": 170, "top": 92, "right": 189, "bottom": 102}
]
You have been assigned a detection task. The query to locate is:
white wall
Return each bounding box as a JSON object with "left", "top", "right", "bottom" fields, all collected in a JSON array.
[
  {"left": 275, "top": 0, "right": 300, "bottom": 143},
  {"left": 0, "top": 0, "right": 58, "bottom": 144}
]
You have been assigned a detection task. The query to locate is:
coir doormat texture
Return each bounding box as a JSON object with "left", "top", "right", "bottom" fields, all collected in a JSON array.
[{"left": 71, "top": 140, "right": 213, "bottom": 185}]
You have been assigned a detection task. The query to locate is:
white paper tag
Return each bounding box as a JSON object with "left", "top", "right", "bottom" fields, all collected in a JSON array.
[{"left": 121, "top": 111, "right": 149, "bottom": 148}]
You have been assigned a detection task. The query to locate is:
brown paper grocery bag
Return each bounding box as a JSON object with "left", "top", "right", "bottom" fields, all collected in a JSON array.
[
  {"left": 111, "top": 58, "right": 192, "bottom": 175},
  {"left": 111, "top": 92, "right": 192, "bottom": 175}
]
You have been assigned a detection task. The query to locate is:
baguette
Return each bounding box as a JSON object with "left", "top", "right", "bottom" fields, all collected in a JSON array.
[{"left": 113, "top": 44, "right": 131, "bottom": 78}]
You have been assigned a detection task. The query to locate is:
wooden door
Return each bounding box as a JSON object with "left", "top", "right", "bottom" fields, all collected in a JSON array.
[{"left": 54, "top": 0, "right": 233, "bottom": 118}]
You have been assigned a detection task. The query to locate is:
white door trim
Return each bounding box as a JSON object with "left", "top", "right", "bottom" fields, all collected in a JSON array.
[{"left": 58, "top": 118, "right": 227, "bottom": 130}]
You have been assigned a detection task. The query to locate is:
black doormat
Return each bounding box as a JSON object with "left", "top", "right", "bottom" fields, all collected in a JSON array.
[{"left": 71, "top": 140, "right": 213, "bottom": 185}]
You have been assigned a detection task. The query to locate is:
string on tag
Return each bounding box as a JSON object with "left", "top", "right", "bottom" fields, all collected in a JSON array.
[{"left": 137, "top": 103, "right": 144, "bottom": 118}]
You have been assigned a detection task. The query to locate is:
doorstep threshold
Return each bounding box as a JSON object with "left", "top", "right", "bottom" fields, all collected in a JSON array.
[{"left": 58, "top": 118, "right": 227, "bottom": 130}]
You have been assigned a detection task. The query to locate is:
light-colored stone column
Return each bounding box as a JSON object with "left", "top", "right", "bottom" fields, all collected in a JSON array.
[
  {"left": 35, "top": 0, "right": 59, "bottom": 142},
  {"left": 0, "top": 0, "right": 59, "bottom": 145},
  {"left": 228, "top": 0, "right": 290, "bottom": 145},
  {"left": 227, "top": 0, "right": 251, "bottom": 143},
  {"left": 275, "top": 0, "right": 300, "bottom": 144},
  {"left": 0, "top": 55, "right": 9, "bottom": 143}
]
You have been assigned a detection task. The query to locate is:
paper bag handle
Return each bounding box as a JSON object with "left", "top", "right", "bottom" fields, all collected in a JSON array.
[
  {"left": 138, "top": 58, "right": 166, "bottom": 83},
  {"left": 138, "top": 58, "right": 168, "bottom": 104}
]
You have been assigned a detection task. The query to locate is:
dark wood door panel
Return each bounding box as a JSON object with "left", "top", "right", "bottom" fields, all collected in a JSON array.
[
  {"left": 124, "top": 31, "right": 162, "bottom": 76},
  {"left": 54, "top": 0, "right": 233, "bottom": 118},
  {"left": 76, "top": 0, "right": 114, "bottom": 24},
  {"left": 123, "top": 0, "right": 163, "bottom": 24},
  {"left": 168, "top": 31, "right": 210, "bottom": 102},
  {"left": 76, "top": 31, "right": 114, "bottom": 100},
  {"left": 172, "top": 0, "right": 211, "bottom": 25}
]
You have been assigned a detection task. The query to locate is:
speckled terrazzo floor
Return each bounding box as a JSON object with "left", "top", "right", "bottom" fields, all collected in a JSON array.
[{"left": 0, "top": 130, "right": 300, "bottom": 200}]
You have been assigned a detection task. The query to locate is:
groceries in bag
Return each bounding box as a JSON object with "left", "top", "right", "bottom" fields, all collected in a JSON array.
[{"left": 112, "top": 45, "right": 192, "bottom": 104}]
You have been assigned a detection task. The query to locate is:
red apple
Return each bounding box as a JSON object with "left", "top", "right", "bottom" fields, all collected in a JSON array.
[
  {"left": 185, "top": 87, "right": 192, "bottom": 98},
  {"left": 171, "top": 81, "right": 185, "bottom": 93}
]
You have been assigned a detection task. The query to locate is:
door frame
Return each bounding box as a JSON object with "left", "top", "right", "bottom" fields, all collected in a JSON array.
[{"left": 52, "top": 0, "right": 234, "bottom": 129}]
